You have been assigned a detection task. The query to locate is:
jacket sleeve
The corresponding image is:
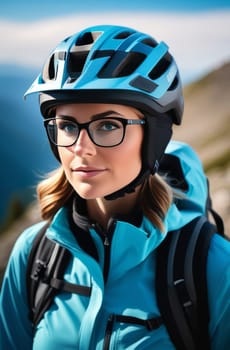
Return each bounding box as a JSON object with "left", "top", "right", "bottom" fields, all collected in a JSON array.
[
  {"left": 0, "top": 222, "right": 45, "bottom": 350},
  {"left": 207, "top": 233, "right": 230, "bottom": 349}
]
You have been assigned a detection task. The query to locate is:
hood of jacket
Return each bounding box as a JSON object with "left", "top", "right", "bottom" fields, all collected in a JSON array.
[{"left": 164, "top": 140, "right": 208, "bottom": 223}]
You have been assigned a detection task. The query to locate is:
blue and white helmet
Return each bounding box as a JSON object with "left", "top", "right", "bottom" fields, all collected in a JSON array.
[{"left": 25, "top": 25, "right": 184, "bottom": 199}]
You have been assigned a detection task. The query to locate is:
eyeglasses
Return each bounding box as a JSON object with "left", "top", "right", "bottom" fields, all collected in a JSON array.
[{"left": 44, "top": 116, "right": 145, "bottom": 148}]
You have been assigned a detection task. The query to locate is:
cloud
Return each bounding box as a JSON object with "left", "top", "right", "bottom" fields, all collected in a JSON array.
[{"left": 0, "top": 11, "right": 230, "bottom": 82}]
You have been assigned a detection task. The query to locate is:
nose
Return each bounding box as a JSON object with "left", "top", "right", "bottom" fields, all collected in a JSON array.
[{"left": 71, "top": 129, "right": 96, "bottom": 156}]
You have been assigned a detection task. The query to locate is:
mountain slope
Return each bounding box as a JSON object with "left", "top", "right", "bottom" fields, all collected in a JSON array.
[
  {"left": 173, "top": 61, "right": 230, "bottom": 233},
  {"left": 173, "top": 61, "right": 230, "bottom": 169},
  {"left": 0, "top": 66, "right": 58, "bottom": 224}
]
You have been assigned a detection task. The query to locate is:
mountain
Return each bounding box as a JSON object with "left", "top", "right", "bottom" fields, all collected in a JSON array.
[
  {"left": 173, "top": 61, "right": 230, "bottom": 233},
  {"left": 174, "top": 61, "right": 230, "bottom": 169},
  {"left": 0, "top": 65, "right": 58, "bottom": 225}
]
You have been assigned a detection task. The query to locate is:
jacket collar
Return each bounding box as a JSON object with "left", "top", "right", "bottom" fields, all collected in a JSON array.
[
  {"left": 46, "top": 195, "right": 203, "bottom": 281},
  {"left": 71, "top": 195, "right": 143, "bottom": 232}
]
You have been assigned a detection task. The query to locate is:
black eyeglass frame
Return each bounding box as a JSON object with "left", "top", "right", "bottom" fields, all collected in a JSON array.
[{"left": 44, "top": 116, "right": 145, "bottom": 148}]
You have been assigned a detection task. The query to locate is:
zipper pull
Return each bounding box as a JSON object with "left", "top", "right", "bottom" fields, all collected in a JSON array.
[
  {"left": 103, "top": 219, "right": 117, "bottom": 246},
  {"left": 104, "top": 235, "right": 110, "bottom": 246}
]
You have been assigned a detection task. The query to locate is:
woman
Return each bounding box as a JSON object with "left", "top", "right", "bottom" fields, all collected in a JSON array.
[{"left": 0, "top": 25, "right": 229, "bottom": 349}]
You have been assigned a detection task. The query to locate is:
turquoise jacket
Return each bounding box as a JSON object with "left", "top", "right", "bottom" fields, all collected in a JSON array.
[{"left": 1, "top": 141, "right": 230, "bottom": 349}]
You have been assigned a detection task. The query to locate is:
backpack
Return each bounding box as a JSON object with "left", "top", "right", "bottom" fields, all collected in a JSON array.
[{"left": 26, "top": 146, "right": 225, "bottom": 349}]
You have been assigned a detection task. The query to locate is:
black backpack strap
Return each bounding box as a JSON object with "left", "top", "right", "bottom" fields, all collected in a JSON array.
[
  {"left": 26, "top": 221, "right": 50, "bottom": 320},
  {"left": 192, "top": 220, "right": 216, "bottom": 348},
  {"left": 205, "top": 178, "right": 225, "bottom": 236},
  {"left": 156, "top": 216, "right": 216, "bottom": 350},
  {"left": 26, "top": 223, "right": 92, "bottom": 327}
]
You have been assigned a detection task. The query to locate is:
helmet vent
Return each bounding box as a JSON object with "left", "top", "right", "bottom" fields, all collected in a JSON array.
[
  {"left": 75, "top": 31, "right": 101, "bottom": 46},
  {"left": 168, "top": 74, "right": 179, "bottom": 91},
  {"left": 68, "top": 51, "right": 89, "bottom": 79},
  {"left": 148, "top": 53, "right": 172, "bottom": 80},
  {"left": 48, "top": 54, "right": 56, "bottom": 80},
  {"left": 98, "top": 51, "right": 145, "bottom": 78},
  {"left": 114, "top": 31, "right": 134, "bottom": 39},
  {"left": 141, "top": 38, "right": 158, "bottom": 48},
  {"left": 42, "top": 52, "right": 59, "bottom": 81}
]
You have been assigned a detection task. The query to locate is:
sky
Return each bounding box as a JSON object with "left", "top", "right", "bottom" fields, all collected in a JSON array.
[{"left": 0, "top": 1, "right": 230, "bottom": 83}]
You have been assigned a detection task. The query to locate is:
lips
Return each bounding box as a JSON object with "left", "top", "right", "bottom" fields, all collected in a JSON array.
[
  {"left": 71, "top": 166, "right": 107, "bottom": 177},
  {"left": 72, "top": 166, "right": 105, "bottom": 172}
]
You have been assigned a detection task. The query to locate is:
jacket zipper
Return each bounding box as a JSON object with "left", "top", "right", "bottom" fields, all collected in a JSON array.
[
  {"left": 91, "top": 221, "right": 116, "bottom": 349},
  {"left": 93, "top": 220, "right": 116, "bottom": 283},
  {"left": 103, "top": 233, "right": 111, "bottom": 283}
]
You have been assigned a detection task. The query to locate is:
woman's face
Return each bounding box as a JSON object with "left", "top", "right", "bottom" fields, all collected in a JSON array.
[{"left": 56, "top": 103, "right": 144, "bottom": 199}]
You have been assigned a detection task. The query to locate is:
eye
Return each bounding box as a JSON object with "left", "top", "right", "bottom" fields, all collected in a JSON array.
[
  {"left": 95, "top": 119, "right": 122, "bottom": 132},
  {"left": 58, "top": 120, "right": 77, "bottom": 134}
]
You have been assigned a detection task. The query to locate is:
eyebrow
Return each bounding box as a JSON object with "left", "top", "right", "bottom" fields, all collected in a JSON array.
[
  {"left": 91, "top": 110, "right": 122, "bottom": 120},
  {"left": 57, "top": 110, "right": 122, "bottom": 121}
]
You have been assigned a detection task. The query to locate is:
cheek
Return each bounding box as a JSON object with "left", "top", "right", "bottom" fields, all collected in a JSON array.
[
  {"left": 58, "top": 148, "right": 67, "bottom": 165},
  {"left": 111, "top": 130, "right": 143, "bottom": 169},
  {"left": 126, "top": 127, "right": 143, "bottom": 158},
  {"left": 58, "top": 148, "right": 73, "bottom": 174}
]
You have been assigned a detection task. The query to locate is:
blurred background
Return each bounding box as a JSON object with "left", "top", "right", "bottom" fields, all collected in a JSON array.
[{"left": 0, "top": 1, "right": 230, "bottom": 279}]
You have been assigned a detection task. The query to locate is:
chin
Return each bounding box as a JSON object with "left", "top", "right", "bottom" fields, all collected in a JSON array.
[{"left": 75, "top": 186, "right": 121, "bottom": 200}]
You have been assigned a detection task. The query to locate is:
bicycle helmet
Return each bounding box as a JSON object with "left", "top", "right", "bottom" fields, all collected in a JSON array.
[{"left": 25, "top": 24, "right": 184, "bottom": 199}]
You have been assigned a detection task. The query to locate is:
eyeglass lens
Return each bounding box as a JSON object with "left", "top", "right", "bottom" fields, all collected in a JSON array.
[{"left": 46, "top": 118, "right": 126, "bottom": 147}]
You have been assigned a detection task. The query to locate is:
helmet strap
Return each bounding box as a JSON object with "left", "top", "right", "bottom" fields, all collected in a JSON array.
[{"left": 104, "top": 165, "right": 157, "bottom": 201}]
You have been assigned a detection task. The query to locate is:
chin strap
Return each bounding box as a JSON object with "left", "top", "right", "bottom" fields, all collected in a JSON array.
[{"left": 104, "top": 161, "right": 159, "bottom": 200}]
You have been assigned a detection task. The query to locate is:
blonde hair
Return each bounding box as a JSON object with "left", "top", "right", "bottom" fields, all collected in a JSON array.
[
  {"left": 140, "top": 174, "right": 173, "bottom": 232},
  {"left": 37, "top": 167, "right": 73, "bottom": 222},
  {"left": 37, "top": 167, "right": 173, "bottom": 231}
]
